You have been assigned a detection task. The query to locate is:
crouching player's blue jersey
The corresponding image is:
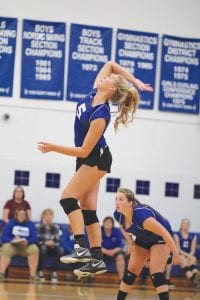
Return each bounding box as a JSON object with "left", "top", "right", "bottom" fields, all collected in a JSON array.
[{"left": 114, "top": 204, "right": 173, "bottom": 247}]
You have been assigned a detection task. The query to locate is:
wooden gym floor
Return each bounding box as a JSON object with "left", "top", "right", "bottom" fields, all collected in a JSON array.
[{"left": 0, "top": 280, "right": 199, "bottom": 300}]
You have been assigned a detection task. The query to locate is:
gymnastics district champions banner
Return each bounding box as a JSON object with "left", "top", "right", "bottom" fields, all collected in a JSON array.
[
  {"left": 159, "top": 35, "right": 200, "bottom": 114},
  {"left": 0, "top": 17, "right": 17, "bottom": 97},
  {"left": 21, "top": 19, "right": 66, "bottom": 100},
  {"left": 67, "top": 23, "right": 112, "bottom": 101},
  {"left": 115, "top": 29, "right": 158, "bottom": 109}
]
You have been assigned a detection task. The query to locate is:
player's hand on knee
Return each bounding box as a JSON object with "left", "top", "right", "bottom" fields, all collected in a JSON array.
[{"left": 127, "top": 241, "right": 135, "bottom": 253}]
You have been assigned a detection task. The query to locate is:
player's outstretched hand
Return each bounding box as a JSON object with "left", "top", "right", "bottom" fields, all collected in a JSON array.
[
  {"left": 38, "top": 141, "right": 54, "bottom": 153},
  {"left": 135, "top": 78, "right": 154, "bottom": 92}
]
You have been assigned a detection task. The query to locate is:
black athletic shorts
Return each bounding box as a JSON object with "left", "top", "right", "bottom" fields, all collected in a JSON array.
[
  {"left": 135, "top": 230, "right": 173, "bottom": 251},
  {"left": 135, "top": 237, "right": 165, "bottom": 250},
  {"left": 76, "top": 146, "right": 112, "bottom": 173}
]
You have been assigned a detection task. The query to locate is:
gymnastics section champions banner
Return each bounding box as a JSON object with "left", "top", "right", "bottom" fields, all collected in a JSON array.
[
  {"left": 0, "top": 17, "right": 17, "bottom": 97},
  {"left": 115, "top": 29, "right": 158, "bottom": 109},
  {"left": 21, "top": 19, "right": 66, "bottom": 100},
  {"left": 67, "top": 23, "right": 112, "bottom": 101},
  {"left": 159, "top": 35, "right": 200, "bottom": 114}
]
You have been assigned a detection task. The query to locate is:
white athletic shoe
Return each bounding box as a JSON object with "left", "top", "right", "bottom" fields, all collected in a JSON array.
[
  {"left": 60, "top": 244, "right": 92, "bottom": 263},
  {"left": 74, "top": 259, "right": 107, "bottom": 277}
]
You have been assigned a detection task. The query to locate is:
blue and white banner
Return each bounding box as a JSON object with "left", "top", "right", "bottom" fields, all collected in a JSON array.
[
  {"left": 115, "top": 29, "right": 158, "bottom": 109},
  {"left": 67, "top": 23, "right": 112, "bottom": 101},
  {"left": 0, "top": 17, "right": 17, "bottom": 97},
  {"left": 21, "top": 19, "right": 66, "bottom": 100},
  {"left": 159, "top": 35, "right": 200, "bottom": 114}
]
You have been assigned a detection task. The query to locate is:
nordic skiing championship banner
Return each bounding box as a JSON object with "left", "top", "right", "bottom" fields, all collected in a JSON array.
[
  {"left": 0, "top": 17, "right": 17, "bottom": 97},
  {"left": 159, "top": 35, "right": 200, "bottom": 114},
  {"left": 115, "top": 29, "right": 158, "bottom": 109},
  {"left": 21, "top": 19, "right": 66, "bottom": 100},
  {"left": 67, "top": 23, "right": 112, "bottom": 101}
]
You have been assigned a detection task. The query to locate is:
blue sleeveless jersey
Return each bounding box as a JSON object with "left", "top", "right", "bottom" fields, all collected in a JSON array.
[
  {"left": 114, "top": 204, "right": 172, "bottom": 245},
  {"left": 74, "top": 88, "right": 111, "bottom": 149},
  {"left": 176, "top": 232, "right": 195, "bottom": 253}
]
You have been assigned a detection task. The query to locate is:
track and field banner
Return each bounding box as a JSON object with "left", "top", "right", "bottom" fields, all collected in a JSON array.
[
  {"left": 66, "top": 23, "right": 112, "bottom": 101},
  {"left": 115, "top": 29, "right": 158, "bottom": 109},
  {"left": 159, "top": 35, "right": 200, "bottom": 114},
  {"left": 21, "top": 19, "right": 66, "bottom": 100},
  {"left": 0, "top": 17, "right": 17, "bottom": 97}
]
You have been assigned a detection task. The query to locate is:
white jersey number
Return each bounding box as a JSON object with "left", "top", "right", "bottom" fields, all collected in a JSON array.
[{"left": 76, "top": 103, "right": 86, "bottom": 119}]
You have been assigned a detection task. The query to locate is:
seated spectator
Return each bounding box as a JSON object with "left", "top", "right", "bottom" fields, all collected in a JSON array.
[
  {"left": 2, "top": 186, "right": 31, "bottom": 224},
  {"left": 0, "top": 207, "right": 39, "bottom": 282},
  {"left": 101, "top": 216, "right": 125, "bottom": 280},
  {"left": 174, "top": 218, "right": 200, "bottom": 290},
  {"left": 36, "top": 208, "right": 64, "bottom": 283},
  {"left": 59, "top": 223, "right": 74, "bottom": 255},
  {"left": 0, "top": 219, "right": 4, "bottom": 245},
  {"left": 175, "top": 218, "right": 198, "bottom": 265}
]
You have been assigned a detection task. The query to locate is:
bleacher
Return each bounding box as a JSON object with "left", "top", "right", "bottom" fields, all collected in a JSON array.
[{"left": 0, "top": 220, "right": 200, "bottom": 289}]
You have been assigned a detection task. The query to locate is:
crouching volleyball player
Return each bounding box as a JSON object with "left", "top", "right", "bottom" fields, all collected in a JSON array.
[{"left": 114, "top": 188, "right": 182, "bottom": 300}]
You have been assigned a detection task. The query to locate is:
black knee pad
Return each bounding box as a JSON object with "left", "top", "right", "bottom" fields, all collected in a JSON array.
[
  {"left": 82, "top": 210, "right": 99, "bottom": 226},
  {"left": 151, "top": 272, "right": 166, "bottom": 288},
  {"left": 158, "top": 291, "right": 169, "bottom": 300},
  {"left": 60, "top": 198, "right": 80, "bottom": 215},
  {"left": 122, "top": 270, "right": 137, "bottom": 285}
]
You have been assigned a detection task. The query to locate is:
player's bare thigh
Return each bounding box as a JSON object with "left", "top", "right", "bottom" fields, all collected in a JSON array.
[
  {"left": 61, "top": 165, "right": 106, "bottom": 200},
  {"left": 128, "top": 246, "right": 150, "bottom": 275},
  {"left": 80, "top": 180, "right": 100, "bottom": 210},
  {"left": 149, "top": 244, "right": 169, "bottom": 273}
]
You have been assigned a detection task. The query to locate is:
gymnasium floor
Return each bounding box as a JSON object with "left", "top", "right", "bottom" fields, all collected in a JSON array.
[{"left": 0, "top": 281, "right": 199, "bottom": 300}]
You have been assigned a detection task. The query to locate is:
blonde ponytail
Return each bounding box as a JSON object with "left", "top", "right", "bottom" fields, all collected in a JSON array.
[{"left": 111, "top": 77, "right": 139, "bottom": 131}]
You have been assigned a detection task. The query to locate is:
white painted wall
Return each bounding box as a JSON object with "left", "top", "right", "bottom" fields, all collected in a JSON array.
[{"left": 0, "top": 0, "right": 200, "bottom": 231}]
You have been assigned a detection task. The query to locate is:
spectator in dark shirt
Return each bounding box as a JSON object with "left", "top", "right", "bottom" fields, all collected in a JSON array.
[
  {"left": 0, "top": 207, "right": 39, "bottom": 282},
  {"left": 3, "top": 186, "right": 31, "bottom": 223},
  {"left": 101, "top": 216, "right": 125, "bottom": 280},
  {"left": 36, "top": 208, "right": 64, "bottom": 283}
]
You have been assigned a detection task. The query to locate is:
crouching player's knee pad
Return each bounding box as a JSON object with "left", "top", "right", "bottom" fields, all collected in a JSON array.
[
  {"left": 82, "top": 210, "right": 99, "bottom": 226},
  {"left": 151, "top": 272, "right": 166, "bottom": 288},
  {"left": 60, "top": 198, "right": 80, "bottom": 215},
  {"left": 122, "top": 270, "right": 137, "bottom": 285}
]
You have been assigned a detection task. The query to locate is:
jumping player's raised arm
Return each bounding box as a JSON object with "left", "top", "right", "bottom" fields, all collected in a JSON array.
[{"left": 93, "top": 61, "right": 153, "bottom": 92}]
